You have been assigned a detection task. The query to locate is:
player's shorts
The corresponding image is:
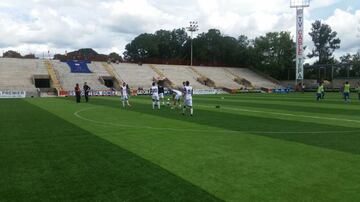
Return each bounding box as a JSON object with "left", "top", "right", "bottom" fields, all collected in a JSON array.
[
  {"left": 121, "top": 95, "right": 129, "bottom": 101},
  {"left": 152, "top": 94, "right": 159, "bottom": 101},
  {"left": 175, "top": 94, "right": 181, "bottom": 101},
  {"left": 159, "top": 93, "right": 164, "bottom": 99},
  {"left": 185, "top": 98, "right": 192, "bottom": 107},
  {"left": 344, "top": 92, "right": 350, "bottom": 98}
]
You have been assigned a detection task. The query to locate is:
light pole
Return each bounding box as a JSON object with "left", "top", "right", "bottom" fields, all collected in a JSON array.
[
  {"left": 187, "top": 21, "right": 199, "bottom": 66},
  {"left": 290, "top": 0, "right": 310, "bottom": 87}
]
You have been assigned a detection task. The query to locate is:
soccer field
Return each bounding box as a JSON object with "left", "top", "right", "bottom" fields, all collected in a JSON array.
[{"left": 1, "top": 93, "right": 360, "bottom": 201}]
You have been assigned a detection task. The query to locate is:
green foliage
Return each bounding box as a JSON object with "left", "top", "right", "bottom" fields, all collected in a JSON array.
[
  {"left": 252, "top": 32, "right": 296, "bottom": 79},
  {"left": 308, "top": 20, "right": 341, "bottom": 64},
  {"left": 338, "top": 52, "right": 360, "bottom": 78},
  {"left": 124, "top": 28, "right": 295, "bottom": 79},
  {"left": 123, "top": 21, "right": 345, "bottom": 80}
]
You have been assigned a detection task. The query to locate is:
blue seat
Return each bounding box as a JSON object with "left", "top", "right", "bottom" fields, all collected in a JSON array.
[{"left": 66, "top": 60, "right": 92, "bottom": 73}]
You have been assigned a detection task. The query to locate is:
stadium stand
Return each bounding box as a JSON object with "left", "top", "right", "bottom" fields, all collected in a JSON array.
[
  {"left": 0, "top": 58, "right": 284, "bottom": 96},
  {"left": 193, "top": 66, "right": 243, "bottom": 89},
  {"left": 88, "top": 62, "right": 111, "bottom": 77},
  {"left": 66, "top": 60, "right": 92, "bottom": 73},
  {"left": 0, "top": 58, "right": 38, "bottom": 95},
  {"left": 111, "top": 63, "right": 159, "bottom": 89},
  {"left": 154, "top": 64, "right": 209, "bottom": 89},
  {"left": 96, "top": 62, "right": 124, "bottom": 89},
  {"left": 52, "top": 60, "right": 109, "bottom": 91},
  {"left": 227, "top": 68, "right": 281, "bottom": 89},
  {"left": 44, "top": 60, "right": 63, "bottom": 92}
]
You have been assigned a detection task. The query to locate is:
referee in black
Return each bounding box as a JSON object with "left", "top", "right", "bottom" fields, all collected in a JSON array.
[{"left": 83, "top": 82, "right": 91, "bottom": 102}]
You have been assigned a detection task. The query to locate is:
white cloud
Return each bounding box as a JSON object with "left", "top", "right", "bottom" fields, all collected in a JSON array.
[{"left": 0, "top": 0, "right": 358, "bottom": 61}]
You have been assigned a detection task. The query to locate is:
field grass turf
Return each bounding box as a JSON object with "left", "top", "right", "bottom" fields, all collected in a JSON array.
[{"left": 1, "top": 92, "right": 360, "bottom": 201}]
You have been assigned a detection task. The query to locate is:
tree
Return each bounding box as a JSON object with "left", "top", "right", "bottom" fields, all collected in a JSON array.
[
  {"left": 108, "top": 52, "right": 123, "bottom": 62},
  {"left": 252, "top": 32, "right": 296, "bottom": 79},
  {"left": 123, "top": 33, "right": 158, "bottom": 61},
  {"left": 3, "top": 50, "right": 22, "bottom": 58},
  {"left": 308, "top": 20, "right": 341, "bottom": 64},
  {"left": 339, "top": 52, "right": 360, "bottom": 78},
  {"left": 123, "top": 29, "right": 189, "bottom": 63}
]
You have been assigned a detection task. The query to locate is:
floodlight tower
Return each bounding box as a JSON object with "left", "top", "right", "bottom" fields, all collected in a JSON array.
[
  {"left": 291, "top": 0, "right": 310, "bottom": 87},
  {"left": 187, "top": 21, "right": 199, "bottom": 66}
]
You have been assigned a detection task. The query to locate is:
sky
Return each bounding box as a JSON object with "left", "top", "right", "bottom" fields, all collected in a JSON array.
[{"left": 0, "top": 0, "right": 359, "bottom": 62}]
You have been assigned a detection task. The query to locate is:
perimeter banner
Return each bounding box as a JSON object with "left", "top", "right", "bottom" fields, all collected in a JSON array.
[
  {"left": 0, "top": 91, "right": 26, "bottom": 98},
  {"left": 296, "top": 8, "right": 304, "bottom": 81},
  {"left": 60, "top": 90, "right": 117, "bottom": 97}
]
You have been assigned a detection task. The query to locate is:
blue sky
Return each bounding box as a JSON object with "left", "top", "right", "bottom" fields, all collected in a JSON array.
[
  {"left": 0, "top": 0, "right": 359, "bottom": 61},
  {"left": 311, "top": 0, "right": 360, "bottom": 19}
]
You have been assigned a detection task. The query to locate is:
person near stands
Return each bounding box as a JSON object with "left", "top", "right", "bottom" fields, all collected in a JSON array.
[
  {"left": 158, "top": 83, "right": 165, "bottom": 105},
  {"left": 83, "top": 82, "right": 91, "bottom": 102},
  {"left": 75, "top": 83, "right": 81, "bottom": 103},
  {"left": 343, "top": 81, "right": 351, "bottom": 103}
]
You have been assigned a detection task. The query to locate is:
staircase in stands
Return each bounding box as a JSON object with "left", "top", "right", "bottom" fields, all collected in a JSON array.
[
  {"left": 188, "top": 66, "right": 216, "bottom": 87},
  {"left": 223, "top": 68, "right": 253, "bottom": 87},
  {"left": 44, "top": 60, "right": 63, "bottom": 93},
  {"left": 102, "top": 62, "right": 123, "bottom": 89},
  {"left": 149, "top": 64, "right": 175, "bottom": 88}
]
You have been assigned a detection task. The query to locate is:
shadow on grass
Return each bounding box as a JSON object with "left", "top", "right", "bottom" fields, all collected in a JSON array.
[
  {"left": 79, "top": 96, "right": 360, "bottom": 155},
  {"left": 0, "top": 99, "right": 222, "bottom": 202}
]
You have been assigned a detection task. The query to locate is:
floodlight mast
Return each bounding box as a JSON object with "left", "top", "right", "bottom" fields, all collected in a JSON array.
[
  {"left": 290, "top": 0, "right": 310, "bottom": 88},
  {"left": 187, "top": 21, "right": 199, "bottom": 67}
]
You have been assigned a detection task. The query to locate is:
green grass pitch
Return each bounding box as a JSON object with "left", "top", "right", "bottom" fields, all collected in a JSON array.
[{"left": 1, "top": 93, "right": 360, "bottom": 201}]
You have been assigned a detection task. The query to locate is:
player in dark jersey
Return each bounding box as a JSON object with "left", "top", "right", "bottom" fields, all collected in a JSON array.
[
  {"left": 158, "top": 84, "right": 165, "bottom": 105},
  {"left": 83, "top": 82, "right": 91, "bottom": 102}
]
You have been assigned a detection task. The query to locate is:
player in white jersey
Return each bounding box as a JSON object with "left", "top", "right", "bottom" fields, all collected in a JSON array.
[
  {"left": 121, "top": 82, "right": 131, "bottom": 108},
  {"left": 171, "top": 89, "right": 182, "bottom": 109},
  {"left": 182, "top": 81, "right": 193, "bottom": 116},
  {"left": 150, "top": 82, "right": 160, "bottom": 109}
]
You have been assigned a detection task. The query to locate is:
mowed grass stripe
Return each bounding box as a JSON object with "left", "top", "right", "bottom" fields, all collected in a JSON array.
[
  {"left": 57, "top": 96, "right": 360, "bottom": 155},
  {"left": 25, "top": 95, "right": 360, "bottom": 201},
  {"left": 0, "top": 99, "right": 222, "bottom": 202},
  {"left": 30, "top": 96, "right": 360, "bottom": 202},
  {"left": 196, "top": 96, "right": 360, "bottom": 118}
]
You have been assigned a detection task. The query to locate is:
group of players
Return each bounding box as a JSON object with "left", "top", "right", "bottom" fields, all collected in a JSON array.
[
  {"left": 120, "top": 81, "right": 194, "bottom": 116},
  {"left": 316, "top": 81, "right": 360, "bottom": 103}
]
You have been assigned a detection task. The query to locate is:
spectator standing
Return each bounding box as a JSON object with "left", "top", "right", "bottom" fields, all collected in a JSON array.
[{"left": 75, "top": 83, "right": 81, "bottom": 103}]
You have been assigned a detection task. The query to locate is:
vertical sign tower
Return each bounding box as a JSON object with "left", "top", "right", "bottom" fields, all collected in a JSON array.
[{"left": 290, "top": 0, "right": 310, "bottom": 86}]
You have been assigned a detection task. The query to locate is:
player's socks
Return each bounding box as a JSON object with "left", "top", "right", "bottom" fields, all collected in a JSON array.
[
  {"left": 157, "top": 101, "right": 161, "bottom": 109},
  {"left": 152, "top": 102, "right": 155, "bottom": 109},
  {"left": 122, "top": 101, "right": 125, "bottom": 108},
  {"left": 190, "top": 108, "right": 193, "bottom": 116}
]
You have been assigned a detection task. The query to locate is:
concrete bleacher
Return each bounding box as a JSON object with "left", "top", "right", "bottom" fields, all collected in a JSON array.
[
  {"left": 51, "top": 60, "right": 109, "bottom": 91},
  {"left": 111, "top": 63, "right": 158, "bottom": 89},
  {"left": 227, "top": 68, "right": 280, "bottom": 89},
  {"left": 0, "top": 58, "right": 38, "bottom": 93},
  {"left": 0, "top": 58, "right": 283, "bottom": 95},
  {"left": 35, "top": 60, "right": 49, "bottom": 75},
  {"left": 155, "top": 65, "right": 209, "bottom": 89},
  {"left": 87, "top": 62, "right": 111, "bottom": 77},
  {"left": 193, "top": 66, "right": 243, "bottom": 89}
]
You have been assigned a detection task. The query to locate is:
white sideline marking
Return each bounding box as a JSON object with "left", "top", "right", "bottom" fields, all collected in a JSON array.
[
  {"left": 73, "top": 107, "right": 360, "bottom": 134},
  {"left": 198, "top": 105, "right": 360, "bottom": 124}
]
